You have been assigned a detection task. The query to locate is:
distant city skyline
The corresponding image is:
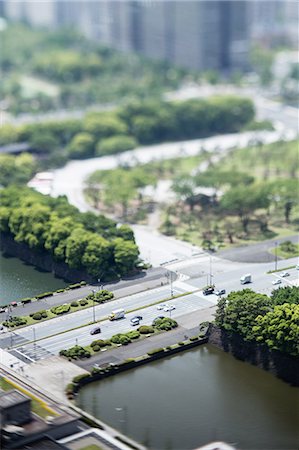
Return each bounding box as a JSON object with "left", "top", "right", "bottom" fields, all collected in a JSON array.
[{"left": 2, "top": 1, "right": 298, "bottom": 72}]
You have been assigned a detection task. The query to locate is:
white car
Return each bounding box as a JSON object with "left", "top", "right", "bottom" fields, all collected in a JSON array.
[
  {"left": 157, "top": 304, "right": 167, "bottom": 310},
  {"left": 272, "top": 279, "right": 282, "bottom": 285},
  {"left": 280, "top": 272, "right": 290, "bottom": 277},
  {"left": 164, "top": 304, "right": 176, "bottom": 312}
]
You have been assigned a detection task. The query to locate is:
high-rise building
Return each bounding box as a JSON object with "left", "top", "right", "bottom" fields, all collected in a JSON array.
[{"left": 3, "top": 0, "right": 250, "bottom": 72}]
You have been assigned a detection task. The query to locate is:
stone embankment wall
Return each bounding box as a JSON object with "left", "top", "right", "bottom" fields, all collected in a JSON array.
[
  {"left": 208, "top": 324, "right": 299, "bottom": 387},
  {"left": 0, "top": 232, "right": 95, "bottom": 283}
]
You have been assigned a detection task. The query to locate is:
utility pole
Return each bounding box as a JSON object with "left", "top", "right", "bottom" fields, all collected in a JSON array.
[{"left": 92, "top": 289, "right": 96, "bottom": 323}]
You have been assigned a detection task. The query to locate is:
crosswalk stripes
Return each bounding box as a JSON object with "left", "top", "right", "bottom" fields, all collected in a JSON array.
[{"left": 12, "top": 343, "right": 54, "bottom": 362}]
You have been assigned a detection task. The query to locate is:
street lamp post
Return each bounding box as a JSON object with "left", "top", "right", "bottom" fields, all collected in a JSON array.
[
  {"left": 91, "top": 289, "right": 96, "bottom": 323},
  {"left": 166, "top": 271, "right": 174, "bottom": 297}
]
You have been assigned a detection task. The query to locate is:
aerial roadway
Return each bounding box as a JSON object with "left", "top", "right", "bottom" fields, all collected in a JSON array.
[{"left": 1, "top": 257, "right": 298, "bottom": 364}]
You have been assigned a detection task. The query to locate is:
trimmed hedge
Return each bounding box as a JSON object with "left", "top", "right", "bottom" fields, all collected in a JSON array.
[
  {"left": 147, "top": 348, "right": 164, "bottom": 356},
  {"left": 21, "top": 298, "right": 32, "bottom": 304},
  {"left": 138, "top": 325, "right": 155, "bottom": 334},
  {"left": 71, "top": 301, "right": 79, "bottom": 307},
  {"left": 36, "top": 292, "right": 54, "bottom": 300}
]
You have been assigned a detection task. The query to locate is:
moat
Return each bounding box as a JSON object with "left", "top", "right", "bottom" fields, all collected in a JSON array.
[{"left": 77, "top": 345, "right": 299, "bottom": 450}]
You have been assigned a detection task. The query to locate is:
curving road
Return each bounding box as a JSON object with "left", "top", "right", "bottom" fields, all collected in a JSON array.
[{"left": 50, "top": 127, "right": 296, "bottom": 267}]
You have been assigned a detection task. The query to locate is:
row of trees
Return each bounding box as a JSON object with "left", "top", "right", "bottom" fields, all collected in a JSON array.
[
  {"left": 0, "top": 186, "right": 139, "bottom": 278},
  {"left": 0, "top": 96, "right": 255, "bottom": 162},
  {"left": 215, "top": 287, "right": 299, "bottom": 356},
  {"left": 172, "top": 164, "right": 297, "bottom": 234},
  {"left": 1, "top": 23, "right": 184, "bottom": 114}
]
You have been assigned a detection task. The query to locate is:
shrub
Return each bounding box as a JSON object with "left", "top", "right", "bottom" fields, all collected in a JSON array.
[
  {"left": 41, "top": 311, "right": 47, "bottom": 318},
  {"left": 71, "top": 301, "right": 79, "bottom": 307},
  {"left": 119, "top": 335, "right": 131, "bottom": 345},
  {"left": 51, "top": 304, "right": 70, "bottom": 315},
  {"left": 189, "top": 336, "right": 199, "bottom": 341},
  {"left": 126, "top": 330, "right": 140, "bottom": 340},
  {"left": 60, "top": 345, "right": 91, "bottom": 360},
  {"left": 111, "top": 334, "right": 122, "bottom": 344},
  {"left": 79, "top": 299, "right": 88, "bottom": 306},
  {"left": 91, "top": 339, "right": 106, "bottom": 348},
  {"left": 32, "top": 313, "right": 42, "bottom": 320},
  {"left": 36, "top": 292, "right": 53, "bottom": 299},
  {"left": 67, "top": 283, "right": 82, "bottom": 290},
  {"left": 72, "top": 373, "right": 91, "bottom": 384},
  {"left": 21, "top": 298, "right": 32, "bottom": 304},
  {"left": 147, "top": 348, "right": 164, "bottom": 356},
  {"left": 123, "top": 358, "right": 135, "bottom": 364},
  {"left": 178, "top": 341, "right": 185, "bottom": 346},
  {"left": 138, "top": 325, "right": 155, "bottom": 334},
  {"left": 65, "top": 383, "right": 75, "bottom": 394},
  {"left": 55, "top": 289, "right": 65, "bottom": 293},
  {"left": 92, "top": 345, "right": 100, "bottom": 352},
  {"left": 153, "top": 317, "right": 178, "bottom": 331},
  {"left": 104, "top": 339, "right": 112, "bottom": 346},
  {"left": 96, "top": 135, "right": 138, "bottom": 156},
  {"left": 80, "top": 281, "right": 87, "bottom": 286},
  {"left": 94, "top": 289, "right": 114, "bottom": 303},
  {"left": 4, "top": 316, "right": 27, "bottom": 327}
]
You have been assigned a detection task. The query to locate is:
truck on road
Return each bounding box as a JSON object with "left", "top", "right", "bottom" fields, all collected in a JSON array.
[
  {"left": 240, "top": 274, "right": 252, "bottom": 284},
  {"left": 109, "top": 308, "right": 125, "bottom": 321}
]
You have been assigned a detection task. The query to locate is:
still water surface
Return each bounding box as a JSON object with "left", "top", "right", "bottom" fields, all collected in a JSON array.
[
  {"left": 0, "top": 252, "right": 68, "bottom": 304},
  {"left": 78, "top": 345, "right": 299, "bottom": 450}
]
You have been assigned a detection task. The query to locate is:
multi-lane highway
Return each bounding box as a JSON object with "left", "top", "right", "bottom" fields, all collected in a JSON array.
[{"left": 1, "top": 256, "right": 297, "bottom": 364}]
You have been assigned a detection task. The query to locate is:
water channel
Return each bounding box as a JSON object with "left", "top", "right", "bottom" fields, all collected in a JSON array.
[
  {"left": 77, "top": 345, "right": 299, "bottom": 450},
  {"left": 0, "top": 252, "right": 68, "bottom": 305}
]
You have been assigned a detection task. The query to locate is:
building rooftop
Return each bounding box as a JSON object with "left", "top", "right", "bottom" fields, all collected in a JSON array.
[{"left": 0, "top": 389, "right": 30, "bottom": 410}]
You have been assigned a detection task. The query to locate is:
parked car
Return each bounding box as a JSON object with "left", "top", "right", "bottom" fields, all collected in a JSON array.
[
  {"left": 90, "top": 326, "right": 101, "bottom": 335},
  {"left": 164, "top": 304, "right": 176, "bottom": 312},
  {"left": 10, "top": 302, "right": 18, "bottom": 307},
  {"left": 214, "top": 289, "right": 226, "bottom": 296},
  {"left": 203, "top": 286, "right": 215, "bottom": 295},
  {"left": 279, "top": 272, "right": 290, "bottom": 277},
  {"left": 157, "top": 303, "right": 167, "bottom": 310},
  {"left": 272, "top": 279, "right": 282, "bottom": 285},
  {"left": 0, "top": 308, "right": 6, "bottom": 313},
  {"left": 130, "top": 315, "right": 143, "bottom": 326}
]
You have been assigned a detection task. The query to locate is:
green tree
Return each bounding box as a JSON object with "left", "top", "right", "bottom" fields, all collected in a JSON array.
[
  {"left": 65, "top": 227, "right": 90, "bottom": 269},
  {"left": 220, "top": 185, "right": 270, "bottom": 233},
  {"left": 113, "top": 238, "right": 139, "bottom": 275},
  {"left": 271, "top": 286, "right": 299, "bottom": 306},
  {"left": 252, "top": 304, "right": 299, "bottom": 356},
  {"left": 68, "top": 132, "right": 95, "bottom": 159},
  {"left": 220, "top": 289, "right": 272, "bottom": 340},
  {"left": 269, "top": 179, "right": 298, "bottom": 223},
  {"left": 82, "top": 235, "right": 112, "bottom": 277},
  {"left": 84, "top": 113, "right": 128, "bottom": 139},
  {"left": 44, "top": 216, "right": 75, "bottom": 260},
  {"left": 96, "top": 135, "right": 137, "bottom": 156}
]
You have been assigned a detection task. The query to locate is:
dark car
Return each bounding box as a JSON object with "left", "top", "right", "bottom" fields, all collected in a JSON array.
[
  {"left": 203, "top": 286, "right": 214, "bottom": 295},
  {"left": 90, "top": 326, "right": 101, "bottom": 335},
  {"left": 130, "top": 315, "right": 143, "bottom": 326},
  {"left": 10, "top": 302, "right": 18, "bottom": 307}
]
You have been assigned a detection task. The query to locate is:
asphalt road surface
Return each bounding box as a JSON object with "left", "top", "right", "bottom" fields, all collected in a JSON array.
[{"left": 2, "top": 256, "right": 297, "bottom": 364}]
